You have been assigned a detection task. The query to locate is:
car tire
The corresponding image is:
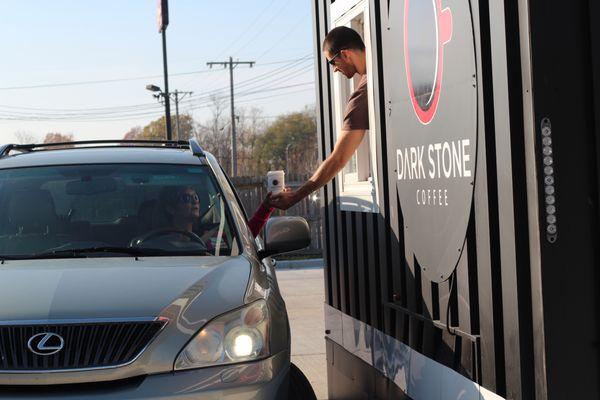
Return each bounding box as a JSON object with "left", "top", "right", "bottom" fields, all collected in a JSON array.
[{"left": 288, "top": 363, "right": 317, "bottom": 400}]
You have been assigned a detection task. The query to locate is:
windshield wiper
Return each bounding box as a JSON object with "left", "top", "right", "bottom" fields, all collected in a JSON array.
[
  {"left": 57, "top": 246, "right": 212, "bottom": 257},
  {"left": 1, "top": 246, "right": 212, "bottom": 260},
  {"left": 47, "top": 246, "right": 158, "bottom": 258},
  {"left": 0, "top": 247, "right": 150, "bottom": 260}
]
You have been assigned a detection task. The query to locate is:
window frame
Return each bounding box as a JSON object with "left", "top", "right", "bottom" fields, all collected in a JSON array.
[{"left": 330, "top": 0, "right": 381, "bottom": 213}]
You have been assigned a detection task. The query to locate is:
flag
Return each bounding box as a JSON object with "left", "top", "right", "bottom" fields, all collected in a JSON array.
[{"left": 157, "top": 0, "right": 169, "bottom": 33}]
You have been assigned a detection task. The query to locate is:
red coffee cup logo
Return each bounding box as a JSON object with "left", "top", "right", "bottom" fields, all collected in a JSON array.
[{"left": 404, "top": 0, "right": 453, "bottom": 125}]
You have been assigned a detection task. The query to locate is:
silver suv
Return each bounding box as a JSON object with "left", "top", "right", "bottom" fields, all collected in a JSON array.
[{"left": 0, "top": 139, "right": 315, "bottom": 399}]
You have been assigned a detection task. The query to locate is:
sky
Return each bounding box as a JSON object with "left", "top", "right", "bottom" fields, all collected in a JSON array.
[{"left": 0, "top": 0, "right": 316, "bottom": 142}]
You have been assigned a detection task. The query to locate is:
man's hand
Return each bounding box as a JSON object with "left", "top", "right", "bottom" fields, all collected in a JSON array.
[
  {"left": 269, "top": 189, "right": 299, "bottom": 210},
  {"left": 271, "top": 129, "right": 365, "bottom": 210}
]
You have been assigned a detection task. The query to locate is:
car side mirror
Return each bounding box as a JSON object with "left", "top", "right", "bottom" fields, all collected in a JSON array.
[{"left": 257, "top": 217, "right": 311, "bottom": 260}]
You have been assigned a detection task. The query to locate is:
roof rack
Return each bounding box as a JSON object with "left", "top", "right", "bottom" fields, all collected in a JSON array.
[
  {"left": 0, "top": 139, "right": 206, "bottom": 158},
  {"left": 188, "top": 138, "right": 205, "bottom": 157},
  {"left": 0, "top": 144, "right": 14, "bottom": 158}
]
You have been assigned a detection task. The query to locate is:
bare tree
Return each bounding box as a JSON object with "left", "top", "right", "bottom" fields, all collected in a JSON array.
[
  {"left": 14, "top": 131, "right": 38, "bottom": 144},
  {"left": 43, "top": 133, "right": 74, "bottom": 143},
  {"left": 42, "top": 133, "right": 74, "bottom": 149},
  {"left": 235, "top": 106, "right": 267, "bottom": 176},
  {"left": 195, "top": 95, "right": 232, "bottom": 172},
  {"left": 122, "top": 126, "right": 142, "bottom": 140}
]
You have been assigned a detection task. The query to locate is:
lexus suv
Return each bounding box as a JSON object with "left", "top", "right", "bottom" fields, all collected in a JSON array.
[{"left": 0, "top": 139, "right": 315, "bottom": 399}]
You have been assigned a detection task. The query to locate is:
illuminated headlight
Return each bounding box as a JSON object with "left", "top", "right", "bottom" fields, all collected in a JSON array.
[{"left": 174, "top": 300, "right": 269, "bottom": 370}]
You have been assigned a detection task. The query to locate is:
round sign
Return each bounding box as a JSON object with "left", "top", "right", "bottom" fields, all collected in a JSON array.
[
  {"left": 404, "top": 0, "right": 453, "bottom": 125},
  {"left": 393, "top": 0, "right": 478, "bottom": 282}
]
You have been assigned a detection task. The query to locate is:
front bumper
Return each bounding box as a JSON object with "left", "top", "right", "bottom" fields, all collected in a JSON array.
[{"left": 0, "top": 351, "right": 290, "bottom": 400}]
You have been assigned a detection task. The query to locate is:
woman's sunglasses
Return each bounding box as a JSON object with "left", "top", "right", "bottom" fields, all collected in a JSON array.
[{"left": 178, "top": 193, "right": 200, "bottom": 204}]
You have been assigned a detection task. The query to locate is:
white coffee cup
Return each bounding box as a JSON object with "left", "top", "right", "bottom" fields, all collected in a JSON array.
[{"left": 267, "top": 170, "right": 285, "bottom": 194}]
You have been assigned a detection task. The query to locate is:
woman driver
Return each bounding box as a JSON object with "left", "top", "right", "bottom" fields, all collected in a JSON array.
[
  {"left": 163, "top": 186, "right": 275, "bottom": 239},
  {"left": 163, "top": 186, "right": 201, "bottom": 234}
]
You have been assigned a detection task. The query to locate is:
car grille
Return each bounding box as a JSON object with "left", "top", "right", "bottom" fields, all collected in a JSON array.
[{"left": 0, "top": 319, "right": 166, "bottom": 371}]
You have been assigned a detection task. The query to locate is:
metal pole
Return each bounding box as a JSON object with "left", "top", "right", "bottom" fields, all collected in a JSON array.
[
  {"left": 229, "top": 57, "right": 237, "bottom": 177},
  {"left": 207, "top": 58, "right": 254, "bottom": 176},
  {"left": 285, "top": 143, "right": 292, "bottom": 172},
  {"left": 174, "top": 90, "right": 180, "bottom": 141},
  {"left": 161, "top": 29, "right": 172, "bottom": 140}
]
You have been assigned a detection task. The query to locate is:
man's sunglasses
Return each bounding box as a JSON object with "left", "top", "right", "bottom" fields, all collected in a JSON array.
[
  {"left": 327, "top": 50, "right": 345, "bottom": 67},
  {"left": 178, "top": 193, "right": 200, "bottom": 204}
]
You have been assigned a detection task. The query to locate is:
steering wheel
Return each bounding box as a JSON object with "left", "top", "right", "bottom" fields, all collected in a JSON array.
[{"left": 130, "top": 228, "right": 208, "bottom": 249}]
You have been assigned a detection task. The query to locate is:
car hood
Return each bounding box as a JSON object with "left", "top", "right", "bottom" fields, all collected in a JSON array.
[{"left": 0, "top": 256, "right": 251, "bottom": 322}]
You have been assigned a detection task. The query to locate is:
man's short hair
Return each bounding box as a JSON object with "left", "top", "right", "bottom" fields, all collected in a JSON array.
[{"left": 322, "top": 26, "right": 365, "bottom": 54}]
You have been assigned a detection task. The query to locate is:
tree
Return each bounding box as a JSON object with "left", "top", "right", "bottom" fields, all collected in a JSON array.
[
  {"left": 121, "top": 103, "right": 318, "bottom": 178},
  {"left": 14, "top": 131, "right": 38, "bottom": 144},
  {"left": 253, "top": 109, "right": 318, "bottom": 175},
  {"left": 195, "top": 98, "right": 270, "bottom": 176},
  {"left": 195, "top": 96, "right": 232, "bottom": 172},
  {"left": 229, "top": 106, "right": 267, "bottom": 176},
  {"left": 42, "top": 133, "right": 74, "bottom": 149},
  {"left": 122, "top": 126, "right": 142, "bottom": 140},
  {"left": 137, "top": 115, "right": 195, "bottom": 141},
  {"left": 172, "top": 114, "right": 196, "bottom": 141},
  {"left": 43, "top": 133, "right": 74, "bottom": 143}
]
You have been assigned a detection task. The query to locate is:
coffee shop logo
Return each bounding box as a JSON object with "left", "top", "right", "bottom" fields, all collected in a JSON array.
[
  {"left": 394, "top": 0, "right": 477, "bottom": 282},
  {"left": 404, "top": 0, "right": 453, "bottom": 125}
]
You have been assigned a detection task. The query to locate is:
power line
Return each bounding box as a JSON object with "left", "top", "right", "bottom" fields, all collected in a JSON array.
[
  {"left": 183, "top": 57, "right": 313, "bottom": 105},
  {"left": 0, "top": 55, "right": 312, "bottom": 114},
  {"left": 185, "top": 81, "right": 314, "bottom": 110},
  {"left": 256, "top": 13, "right": 310, "bottom": 60},
  {"left": 0, "top": 85, "right": 315, "bottom": 123},
  {"left": 186, "top": 54, "right": 312, "bottom": 97},
  {"left": 235, "top": 87, "right": 315, "bottom": 105},
  {"left": 231, "top": 1, "right": 292, "bottom": 57},
  {"left": 0, "top": 79, "right": 314, "bottom": 121},
  {"left": 0, "top": 71, "right": 212, "bottom": 91},
  {"left": 215, "top": 0, "right": 278, "bottom": 59},
  {"left": 0, "top": 55, "right": 311, "bottom": 91},
  {"left": 178, "top": 76, "right": 315, "bottom": 111},
  {"left": 0, "top": 57, "right": 315, "bottom": 121}
]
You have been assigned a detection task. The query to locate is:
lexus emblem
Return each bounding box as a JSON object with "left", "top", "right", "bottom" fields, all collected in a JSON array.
[{"left": 27, "top": 332, "right": 64, "bottom": 356}]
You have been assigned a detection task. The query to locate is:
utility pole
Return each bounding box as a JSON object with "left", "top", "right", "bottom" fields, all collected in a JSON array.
[
  {"left": 146, "top": 86, "right": 192, "bottom": 140},
  {"left": 171, "top": 90, "right": 193, "bottom": 140},
  {"left": 207, "top": 57, "right": 255, "bottom": 176},
  {"left": 161, "top": 30, "right": 173, "bottom": 140}
]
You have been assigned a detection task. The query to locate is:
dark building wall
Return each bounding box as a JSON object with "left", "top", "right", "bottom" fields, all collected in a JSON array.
[{"left": 313, "top": 0, "right": 600, "bottom": 399}]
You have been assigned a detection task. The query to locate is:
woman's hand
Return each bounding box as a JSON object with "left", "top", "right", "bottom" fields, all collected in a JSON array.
[
  {"left": 263, "top": 187, "right": 292, "bottom": 209},
  {"left": 262, "top": 192, "right": 274, "bottom": 208}
]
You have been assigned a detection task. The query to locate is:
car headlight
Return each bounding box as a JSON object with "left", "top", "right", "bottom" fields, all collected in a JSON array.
[{"left": 174, "top": 300, "right": 270, "bottom": 370}]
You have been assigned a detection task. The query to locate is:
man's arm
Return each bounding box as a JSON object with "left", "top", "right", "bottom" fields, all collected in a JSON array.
[{"left": 270, "top": 129, "right": 366, "bottom": 210}]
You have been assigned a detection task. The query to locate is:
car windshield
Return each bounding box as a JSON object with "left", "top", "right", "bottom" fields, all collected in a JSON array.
[{"left": 0, "top": 163, "right": 240, "bottom": 259}]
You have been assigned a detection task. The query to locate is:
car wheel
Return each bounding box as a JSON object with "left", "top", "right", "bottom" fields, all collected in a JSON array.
[{"left": 288, "top": 363, "right": 317, "bottom": 400}]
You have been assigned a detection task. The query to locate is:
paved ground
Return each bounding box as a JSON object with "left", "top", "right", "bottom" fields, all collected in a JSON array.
[{"left": 276, "top": 267, "right": 327, "bottom": 400}]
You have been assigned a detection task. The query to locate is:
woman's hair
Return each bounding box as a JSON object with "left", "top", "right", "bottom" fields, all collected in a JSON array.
[
  {"left": 154, "top": 186, "right": 197, "bottom": 226},
  {"left": 322, "top": 26, "right": 365, "bottom": 54},
  {"left": 161, "top": 186, "right": 196, "bottom": 209}
]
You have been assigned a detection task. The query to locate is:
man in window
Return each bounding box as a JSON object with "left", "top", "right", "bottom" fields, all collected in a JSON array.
[{"left": 270, "top": 26, "right": 368, "bottom": 210}]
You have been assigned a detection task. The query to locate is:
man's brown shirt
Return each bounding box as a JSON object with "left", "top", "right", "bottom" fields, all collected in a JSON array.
[{"left": 342, "top": 74, "right": 369, "bottom": 131}]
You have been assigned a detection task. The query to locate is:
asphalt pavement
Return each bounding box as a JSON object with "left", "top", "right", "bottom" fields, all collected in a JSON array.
[{"left": 276, "top": 266, "right": 327, "bottom": 400}]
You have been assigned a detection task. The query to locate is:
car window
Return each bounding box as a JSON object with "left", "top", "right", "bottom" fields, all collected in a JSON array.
[{"left": 0, "top": 164, "right": 239, "bottom": 258}]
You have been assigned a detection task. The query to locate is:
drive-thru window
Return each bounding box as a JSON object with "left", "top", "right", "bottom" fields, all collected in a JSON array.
[{"left": 330, "top": 0, "right": 381, "bottom": 213}]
